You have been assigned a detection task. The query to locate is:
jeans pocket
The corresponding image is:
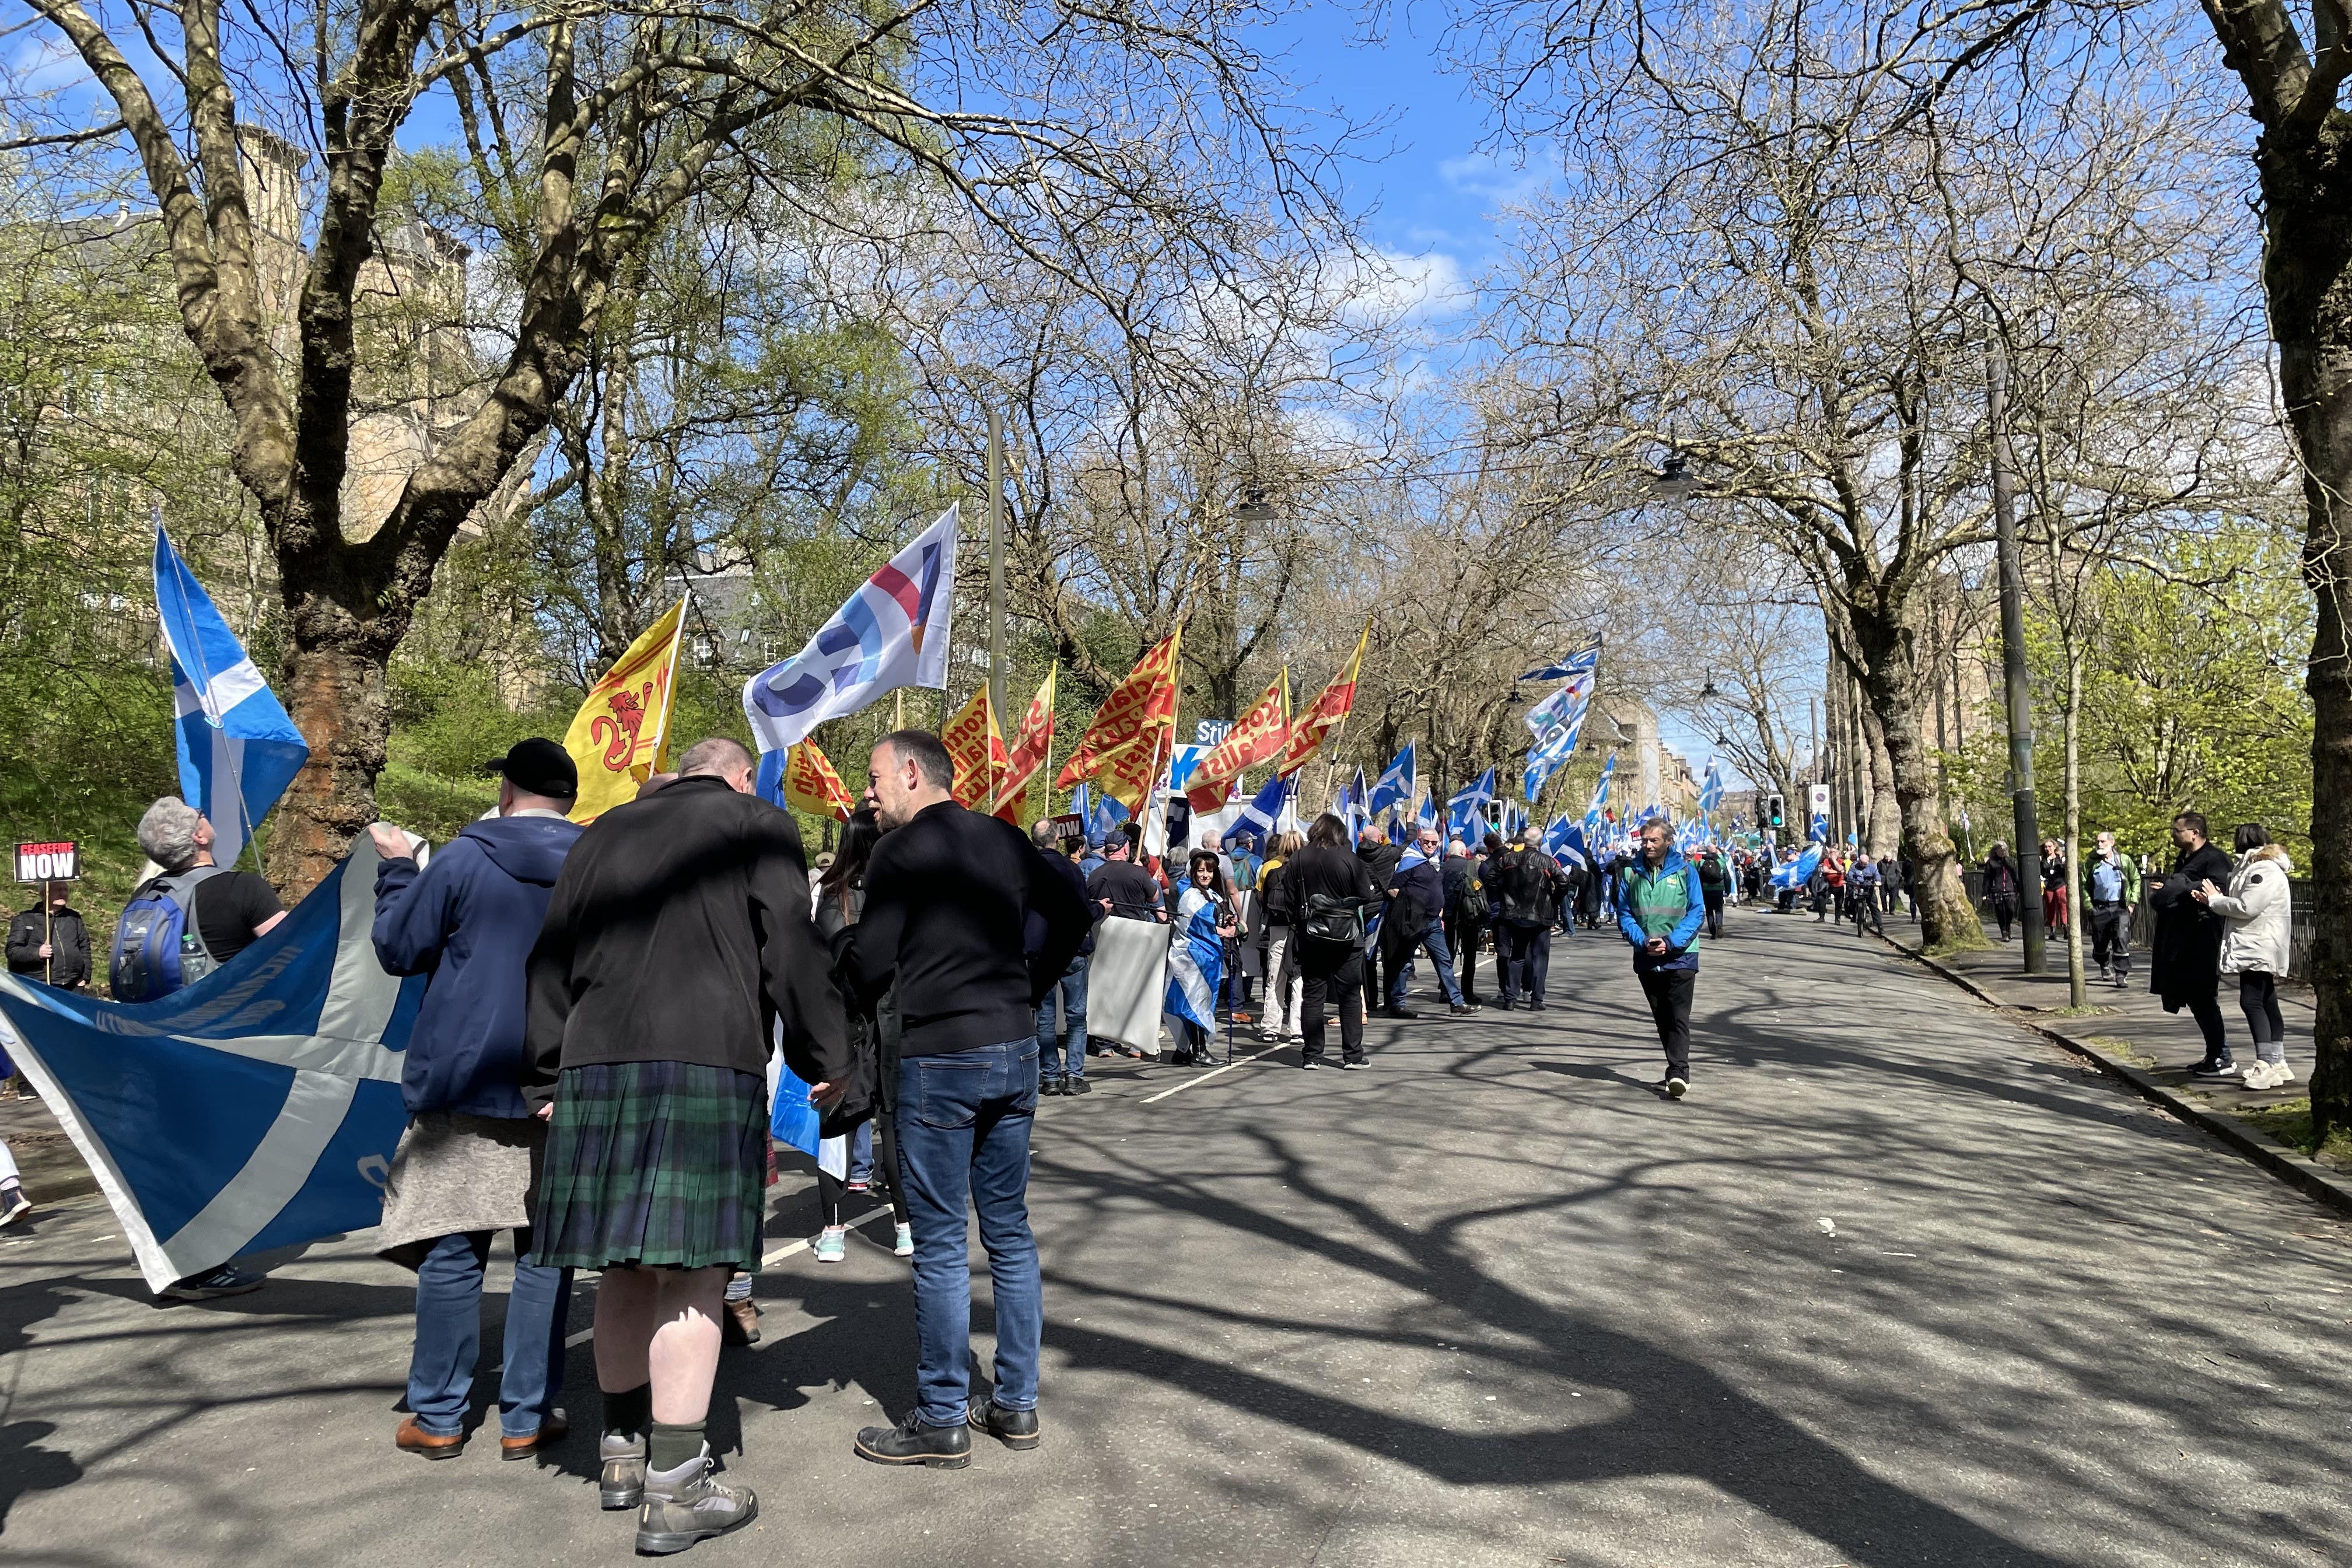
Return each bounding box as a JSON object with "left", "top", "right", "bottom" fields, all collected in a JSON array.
[{"left": 909, "top": 1058, "right": 985, "bottom": 1130}]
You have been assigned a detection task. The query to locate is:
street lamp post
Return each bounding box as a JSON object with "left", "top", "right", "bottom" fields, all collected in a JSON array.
[{"left": 1988, "top": 342, "right": 2046, "bottom": 974}]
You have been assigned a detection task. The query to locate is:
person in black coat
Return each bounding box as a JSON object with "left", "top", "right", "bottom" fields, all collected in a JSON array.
[
  {"left": 2147, "top": 810, "right": 2237, "bottom": 1073},
  {"left": 1980, "top": 844, "right": 2022, "bottom": 941},
  {"left": 1270, "top": 813, "right": 1382, "bottom": 1069},
  {"left": 6, "top": 883, "right": 89, "bottom": 989},
  {"left": 1356, "top": 827, "right": 1404, "bottom": 1016}
]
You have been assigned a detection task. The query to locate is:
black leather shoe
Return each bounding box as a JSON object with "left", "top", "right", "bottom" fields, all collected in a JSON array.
[
  {"left": 1450, "top": 1003, "right": 1480, "bottom": 1016},
  {"left": 1065, "top": 1077, "right": 1091, "bottom": 1096},
  {"left": 1041, "top": 1077, "right": 1065, "bottom": 1096},
  {"left": 1381, "top": 1007, "right": 1419, "bottom": 1020},
  {"left": 855, "top": 1413, "right": 972, "bottom": 1468},
  {"left": 968, "top": 1401, "right": 1041, "bottom": 1450},
  {"left": 1525, "top": 1002, "right": 1546, "bottom": 1012}
]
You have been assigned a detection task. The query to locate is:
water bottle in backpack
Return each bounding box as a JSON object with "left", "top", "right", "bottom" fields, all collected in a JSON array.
[{"left": 110, "top": 866, "right": 225, "bottom": 1001}]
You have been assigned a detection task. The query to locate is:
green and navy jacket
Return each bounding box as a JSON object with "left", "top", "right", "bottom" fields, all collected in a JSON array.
[{"left": 1617, "top": 848, "right": 1705, "bottom": 972}]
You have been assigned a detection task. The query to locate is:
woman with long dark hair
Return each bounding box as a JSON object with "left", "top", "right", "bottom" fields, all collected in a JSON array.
[
  {"left": 811, "top": 809, "right": 913, "bottom": 1261},
  {"left": 1170, "top": 849, "right": 1239, "bottom": 1065},
  {"left": 1266, "top": 814, "right": 1381, "bottom": 1069}
]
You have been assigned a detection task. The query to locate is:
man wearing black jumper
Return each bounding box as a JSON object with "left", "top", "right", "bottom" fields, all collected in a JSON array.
[{"left": 848, "top": 729, "right": 1090, "bottom": 1468}]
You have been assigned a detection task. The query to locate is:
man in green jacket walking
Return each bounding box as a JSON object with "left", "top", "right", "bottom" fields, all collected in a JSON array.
[{"left": 1617, "top": 818, "right": 1706, "bottom": 1098}]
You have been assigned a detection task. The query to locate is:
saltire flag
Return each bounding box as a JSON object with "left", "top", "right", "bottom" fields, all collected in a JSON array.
[
  {"left": 153, "top": 522, "right": 309, "bottom": 870},
  {"left": 1518, "top": 638, "right": 1602, "bottom": 683},
  {"left": 565, "top": 599, "right": 688, "bottom": 822},
  {"left": 1057, "top": 629, "right": 1183, "bottom": 814},
  {"left": 1699, "top": 756, "right": 1726, "bottom": 819},
  {"left": 1337, "top": 768, "right": 1369, "bottom": 839},
  {"left": 1275, "top": 625, "right": 1367, "bottom": 775},
  {"left": 1522, "top": 701, "right": 1588, "bottom": 802},
  {"left": 1774, "top": 845, "right": 1824, "bottom": 888},
  {"left": 1233, "top": 772, "right": 1294, "bottom": 842},
  {"left": 993, "top": 664, "right": 1059, "bottom": 822},
  {"left": 1367, "top": 742, "right": 1416, "bottom": 820},
  {"left": 1384, "top": 806, "right": 1406, "bottom": 844},
  {"left": 1087, "top": 787, "right": 1130, "bottom": 847},
  {"left": 1164, "top": 885, "right": 1225, "bottom": 1035},
  {"left": 1448, "top": 766, "right": 1497, "bottom": 842},
  {"left": 1559, "top": 818, "right": 1591, "bottom": 869},
  {"left": 0, "top": 838, "right": 421, "bottom": 1291},
  {"left": 1502, "top": 800, "right": 1526, "bottom": 839},
  {"left": 942, "top": 687, "right": 1009, "bottom": 808},
  {"left": 777, "top": 740, "right": 856, "bottom": 821},
  {"left": 1185, "top": 670, "right": 1290, "bottom": 811},
  {"left": 1590, "top": 752, "right": 1616, "bottom": 814},
  {"left": 1416, "top": 792, "right": 1438, "bottom": 835}
]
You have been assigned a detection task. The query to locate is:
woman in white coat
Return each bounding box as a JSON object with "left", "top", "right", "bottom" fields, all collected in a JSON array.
[{"left": 2196, "top": 822, "right": 2295, "bottom": 1088}]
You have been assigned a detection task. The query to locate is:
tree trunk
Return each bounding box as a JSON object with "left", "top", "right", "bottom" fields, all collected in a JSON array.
[
  {"left": 1858, "top": 695, "right": 1903, "bottom": 859},
  {"left": 2264, "top": 118, "right": 2352, "bottom": 1143},
  {"left": 1849, "top": 607, "right": 1983, "bottom": 949},
  {"left": 2063, "top": 643, "right": 2086, "bottom": 1009},
  {"left": 268, "top": 618, "right": 398, "bottom": 895}
]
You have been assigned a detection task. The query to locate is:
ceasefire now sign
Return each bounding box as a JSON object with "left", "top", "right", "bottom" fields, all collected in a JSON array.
[{"left": 15, "top": 842, "right": 79, "bottom": 883}]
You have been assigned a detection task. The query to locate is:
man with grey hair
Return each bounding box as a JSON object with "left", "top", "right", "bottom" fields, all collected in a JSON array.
[{"left": 110, "top": 797, "right": 289, "bottom": 1301}]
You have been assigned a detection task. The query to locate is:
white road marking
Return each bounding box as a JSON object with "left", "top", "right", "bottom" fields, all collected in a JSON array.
[{"left": 1140, "top": 1045, "right": 1285, "bottom": 1104}]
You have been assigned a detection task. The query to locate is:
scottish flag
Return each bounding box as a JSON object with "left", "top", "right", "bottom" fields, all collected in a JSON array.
[
  {"left": 1339, "top": 768, "right": 1369, "bottom": 839},
  {"left": 1590, "top": 752, "right": 1616, "bottom": 814},
  {"left": 1447, "top": 767, "right": 1497, "bottom": 842},
  {"left": 744, "top": 505, "right": 958, "bottom": 755},
  {"left": 1523, "top": 692, "right": 1587, "bottom": 802},
  {"left": 1367, "top": 743, "right": 1416, "bottom": 820},
  {"left": 1164, "top": 887, "right": 1224, "bottom": 1035},
  {"left": 0, "top": 839, "right": 421, "bottom": 1291},
  {"left": 155, "top": 524, "right": 309, "bottom": 870},
  {"left": 1416, "top": 792, "right": 1438, "bottom": 835},
  {"left": 1699, "top": 757, "right": 1726, "bottom": 819},
  {"left": 1233, "top": 773, "right": 1294, "bottom": 841},
  {"left": 1518, "top": 638, "right": 1602, "bottom": 683}
]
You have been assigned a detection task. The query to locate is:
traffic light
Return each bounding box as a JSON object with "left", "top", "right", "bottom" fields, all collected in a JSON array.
[{"left": 1768, "top": 793, "right": 1786, "bottom": 829}]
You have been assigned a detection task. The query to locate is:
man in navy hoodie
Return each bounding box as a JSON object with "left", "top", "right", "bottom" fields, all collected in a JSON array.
[{"left": 369, "top": 738, "right": 585, "bottom": 1461}]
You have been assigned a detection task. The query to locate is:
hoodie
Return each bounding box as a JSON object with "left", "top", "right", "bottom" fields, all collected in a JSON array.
[{"left": 374, "top": 813, "right": 583, "bottom": 1118}]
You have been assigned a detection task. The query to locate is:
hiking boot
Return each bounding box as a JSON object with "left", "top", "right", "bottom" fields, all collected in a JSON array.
[
  {"left": 600, "top": 1432, "right": 648, "bottom": 1509},
  {"left": 635, "top": 1447, "right": 757, "bottom": 1555},
  {"left": 967, "top": 1400, "right": 1041, "bottom": 1451},
  {"left": 855, "top": 1412, "right": 972, "bottom": 1468}
]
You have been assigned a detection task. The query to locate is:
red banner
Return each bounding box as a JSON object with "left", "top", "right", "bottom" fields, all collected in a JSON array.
[
  {"left": 1056, "top": 630, "right": 1182, "bottom": 789},
  {"left": 780, "top": 741, "right": 856, "bottom": 822},
  {"left": 993, "top": 665, "right": 1059, "bottom": 822},
  {"left": 1276, "top": 626, "right": 1367, "bottom": 775},
  {"left": 943, "top": 688, "right": 1008, "bottom": 808},
  {"left": 1185, "top": 672, "right": 1290, "bottom": 811}
]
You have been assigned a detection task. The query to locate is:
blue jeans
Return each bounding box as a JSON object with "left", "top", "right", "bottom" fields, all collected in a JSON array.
[
  {"left": 409, "top": 1231, "right": 572, "bottom": 1437},
  {"left": 1035, "top": 953, "right": 1088, "bottom": 1080},
  {"left": 1388, "top": 916, "right": 1464, "bottom": 1008},
  {"left": 896, "top": 1040, "right": 1042, "bottom": 1426},
  {"left": 848, "top": 1120, "right": 876, "bottom": 1185}
]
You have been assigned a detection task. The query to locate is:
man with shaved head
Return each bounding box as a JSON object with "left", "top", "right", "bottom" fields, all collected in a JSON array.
[{"left": 525, "top": 734, "right": 851, "bottom": 1553}]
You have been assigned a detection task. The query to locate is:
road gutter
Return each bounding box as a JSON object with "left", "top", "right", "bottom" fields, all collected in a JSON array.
[{"left": 1877, "top": 930, "right": 2352, "bottom": 1219}]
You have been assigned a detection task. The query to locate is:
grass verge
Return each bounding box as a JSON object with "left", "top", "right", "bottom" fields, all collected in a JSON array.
[{"left": 2236, "top": 1098, "right": 2352, "bottom": 1175}]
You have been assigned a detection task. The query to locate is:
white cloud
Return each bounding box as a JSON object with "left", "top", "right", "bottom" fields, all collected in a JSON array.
[{"left": 1437, "top": 146, "right": 1559, "bottom": 208}]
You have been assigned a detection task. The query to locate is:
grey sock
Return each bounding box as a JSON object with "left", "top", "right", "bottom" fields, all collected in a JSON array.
[{"left": 649, "top": 1420, "right": 706, "bottom": 1473}]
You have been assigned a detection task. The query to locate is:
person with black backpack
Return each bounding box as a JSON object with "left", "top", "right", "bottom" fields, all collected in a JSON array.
[
  {"left": 110, "top": 796, "right": 289, "bottom": 1301},
  {"left": 1269, "top": 813, "right": 1382, "bottom": 1069},
  {"left": 1492, "top": 828, "right": 1569, "bottom": 1011},
  {"left": 113, "top": 797, "right": 286, "bottom": 1003}
]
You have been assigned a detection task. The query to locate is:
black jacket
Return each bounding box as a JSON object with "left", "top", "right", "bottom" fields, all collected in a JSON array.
[
  {"left": 2148, "top": 841, "right": 2235, "bottom": 1006},
  {"left": 523, "top": 775, "right": 850, "bottom": 1107},
  {"left": 1087, "top": 858, "right": 1164, "bottom": 923},
  {"left": 8, "top": 905, "right": 89, "bottom": 988},
  {"left": 848, "top": 799, "right": 1091, "bottom": 1057},
  {"left": 1385, "top": 851, "right": 1445, "bottom": 928},
  {"left": 1269, "top": 842, "right": 1381, "bottom": 944}
]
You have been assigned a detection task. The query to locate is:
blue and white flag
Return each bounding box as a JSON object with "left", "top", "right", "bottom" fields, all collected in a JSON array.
[
  {"left": 1699, "top": 757, "right": 1726, "bottom": 818},
  {"left": 1518, "top": 639, "right": 1602, "bottom": 684},
  {"left": 0, "top": 839, "right": 420, "bottom": 1291},
  {"left": 1233, "top": 772, "right": 1293, "bottom": 842},
  {"left": 1164, "top": 887, "right": 1224, "bottom": 1034},
  {"left": 1367, "top": 743, "right": 1417, "bottom": 820},
  {"left": 154, "top": 524, "right": 310, "bottom": 871},
  {"left": 1088, "top": 786, "right": 1130, "bottom": 846},
  {"left": 1448, "top": 766, "right": 1497, "bottom": 842},
  {"left": 1339, "top": 768, "right": 1370, "bottom": 839},
  {"left": 744, "top": 505, "right": 958, "bottom": 755},
  {"left": 1590, "top": 752, "right": 1616, "bottom": 814},
  {"left": 1502, "top": 800, "right": 1526, "bottom": 840},
  {"left": 1385, "top": 806, "right": 1407, "bottom": 844},
  {"left": 1416, "top": 791, "right": 1439, "bottom": 835},
  {"left": 1522, "top": 690, "right": 1588, "bottom": 802}
]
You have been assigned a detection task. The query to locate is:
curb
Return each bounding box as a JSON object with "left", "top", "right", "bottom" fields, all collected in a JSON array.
[{"left": 1876, "top": 931, "right": 2352, "bottom": 1220}]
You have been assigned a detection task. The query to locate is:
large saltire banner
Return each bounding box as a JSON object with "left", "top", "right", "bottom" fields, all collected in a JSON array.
[{"left": 0, "top": 839, "right": 422, "bottom": 1291}]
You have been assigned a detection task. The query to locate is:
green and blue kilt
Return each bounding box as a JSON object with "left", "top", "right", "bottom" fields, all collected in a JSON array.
[{"left": 534, "top": 1060, "right": 768, "bottom": 1273}]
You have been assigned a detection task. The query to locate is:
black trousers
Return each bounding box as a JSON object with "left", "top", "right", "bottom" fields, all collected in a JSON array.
[
  {"left": 1499, "top": 921, "right": 1545, "bottom": 1003},
  {"left": 1702, "top": 891, "right": 1724, "bottom": 939},
  {"left": 1301, "top": 948, "right": 1367, "bottom": 1064},
  {"left": 2239, "top": 970, "right": 2284, "bottom": 1049},
  {"left": 1851, "top": 891, "right": 1882, "bottom": 935},
  {"left": 1448, "top": 918, "right": 1486, "bottom": 1000},
  {"left": 2090, "top": 904, "right": 2131, "bottom": 977},
  {"left": 1990, "top": 898, "right": 2016, "bottom": 940},
  {"left": 1638, "top": 967, "right": 1695, "bottom": 1078}
]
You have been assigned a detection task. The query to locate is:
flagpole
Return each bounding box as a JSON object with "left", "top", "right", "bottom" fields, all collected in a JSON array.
[
  {"left": 646, "top": 590, "right": 693, "bottom": 776},
  {"left": 1038, "top": 662, "right": 1058, "bottom": 818}
]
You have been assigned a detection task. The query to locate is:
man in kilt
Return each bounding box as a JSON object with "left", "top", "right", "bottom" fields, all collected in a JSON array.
[{"left": 526, "top": 737, "right": 854, "bottom": 1554}]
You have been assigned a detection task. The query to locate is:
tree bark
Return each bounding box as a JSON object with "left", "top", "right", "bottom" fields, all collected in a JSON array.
[
  {"left": 1847, "top": 604, "right": 1983, "bottom": 948},
  {"left": 1857, "top": 695, "right": 1903, "bottom": 860},
  {"left": 2263, "top": 114, "right": 2352, "bottom": 1142}
]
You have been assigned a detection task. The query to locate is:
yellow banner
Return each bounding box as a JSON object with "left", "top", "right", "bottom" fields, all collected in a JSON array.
[
  {"left": 1276, "top": 624, "right": 1367, "bottom": 776},
  {"left": 1186, "top": 670, "right": 1290, "bottom": 811},
  {"left": 1057, "top": 629, "right": 1182, "bottom": 789},
  {"left": 993, "top": 664, "right": 1059, "bottom": 822},
  {"left": 942, "top": 687, "right": 1007, "bottom": 809},
  {"left": 782, "top": 740, "right": 856, "bottom": 822},
  {"left": 565, "top": 600, "right": 687, "bottom": 822}
]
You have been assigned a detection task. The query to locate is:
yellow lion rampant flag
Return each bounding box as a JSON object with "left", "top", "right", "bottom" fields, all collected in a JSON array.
[
  {"left": 781, "top": 740, "right": 856, "bottom": 822},
  {"left": 564, "top": 600, "right": 688, "bottom": 822}
]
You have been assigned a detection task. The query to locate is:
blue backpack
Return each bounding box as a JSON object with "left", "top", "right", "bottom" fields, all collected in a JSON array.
[{"left": 109, "top": 866, "right": 226, "bottom": 1002}]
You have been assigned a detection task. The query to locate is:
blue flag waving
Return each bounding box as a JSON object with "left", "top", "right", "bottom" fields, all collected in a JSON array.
[
  {"left": 0, "top": 839, "right": 421, "bottom": 1290},
  {"left": 1164, "top": 886, "right": 1224, "bottom": 1035},
  {"left": 1233, "top": 772, "right": 1294, "bottom": 842},
  {"left": 1367, "top": 743, "right": 1417, "bottom": 820},
  {"left": 1447, "top": 766, "right": 1497, "bottom": 842},
  {"left": 154, "top": 523, "right": 310, "bottom": 870},
  {"left": 1518, "top": 638, "right": 1602, "bottom": 683}
]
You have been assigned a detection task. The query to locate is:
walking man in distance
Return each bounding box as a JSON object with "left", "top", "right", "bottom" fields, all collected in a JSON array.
[
  {"left": 1618, "top": 817, "right": 1706, "bottom": 1099},
  {"left": 848, "top": 730, "right": 1090, "bottom": 1466}
]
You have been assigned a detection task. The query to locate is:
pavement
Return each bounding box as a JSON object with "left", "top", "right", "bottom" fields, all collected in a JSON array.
[{"left": 4, "top": 905, "right": 2350, "bottom": 1567}]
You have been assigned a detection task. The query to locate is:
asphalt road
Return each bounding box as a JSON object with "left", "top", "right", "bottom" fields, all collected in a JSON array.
[{"left": 4, "top": 905, "right": 2348, "bottom": 1567}]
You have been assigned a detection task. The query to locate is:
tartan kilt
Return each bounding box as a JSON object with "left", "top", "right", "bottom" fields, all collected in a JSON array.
[{"left": 534, "top": 1060, "right": 769, "bottom": 1273}]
